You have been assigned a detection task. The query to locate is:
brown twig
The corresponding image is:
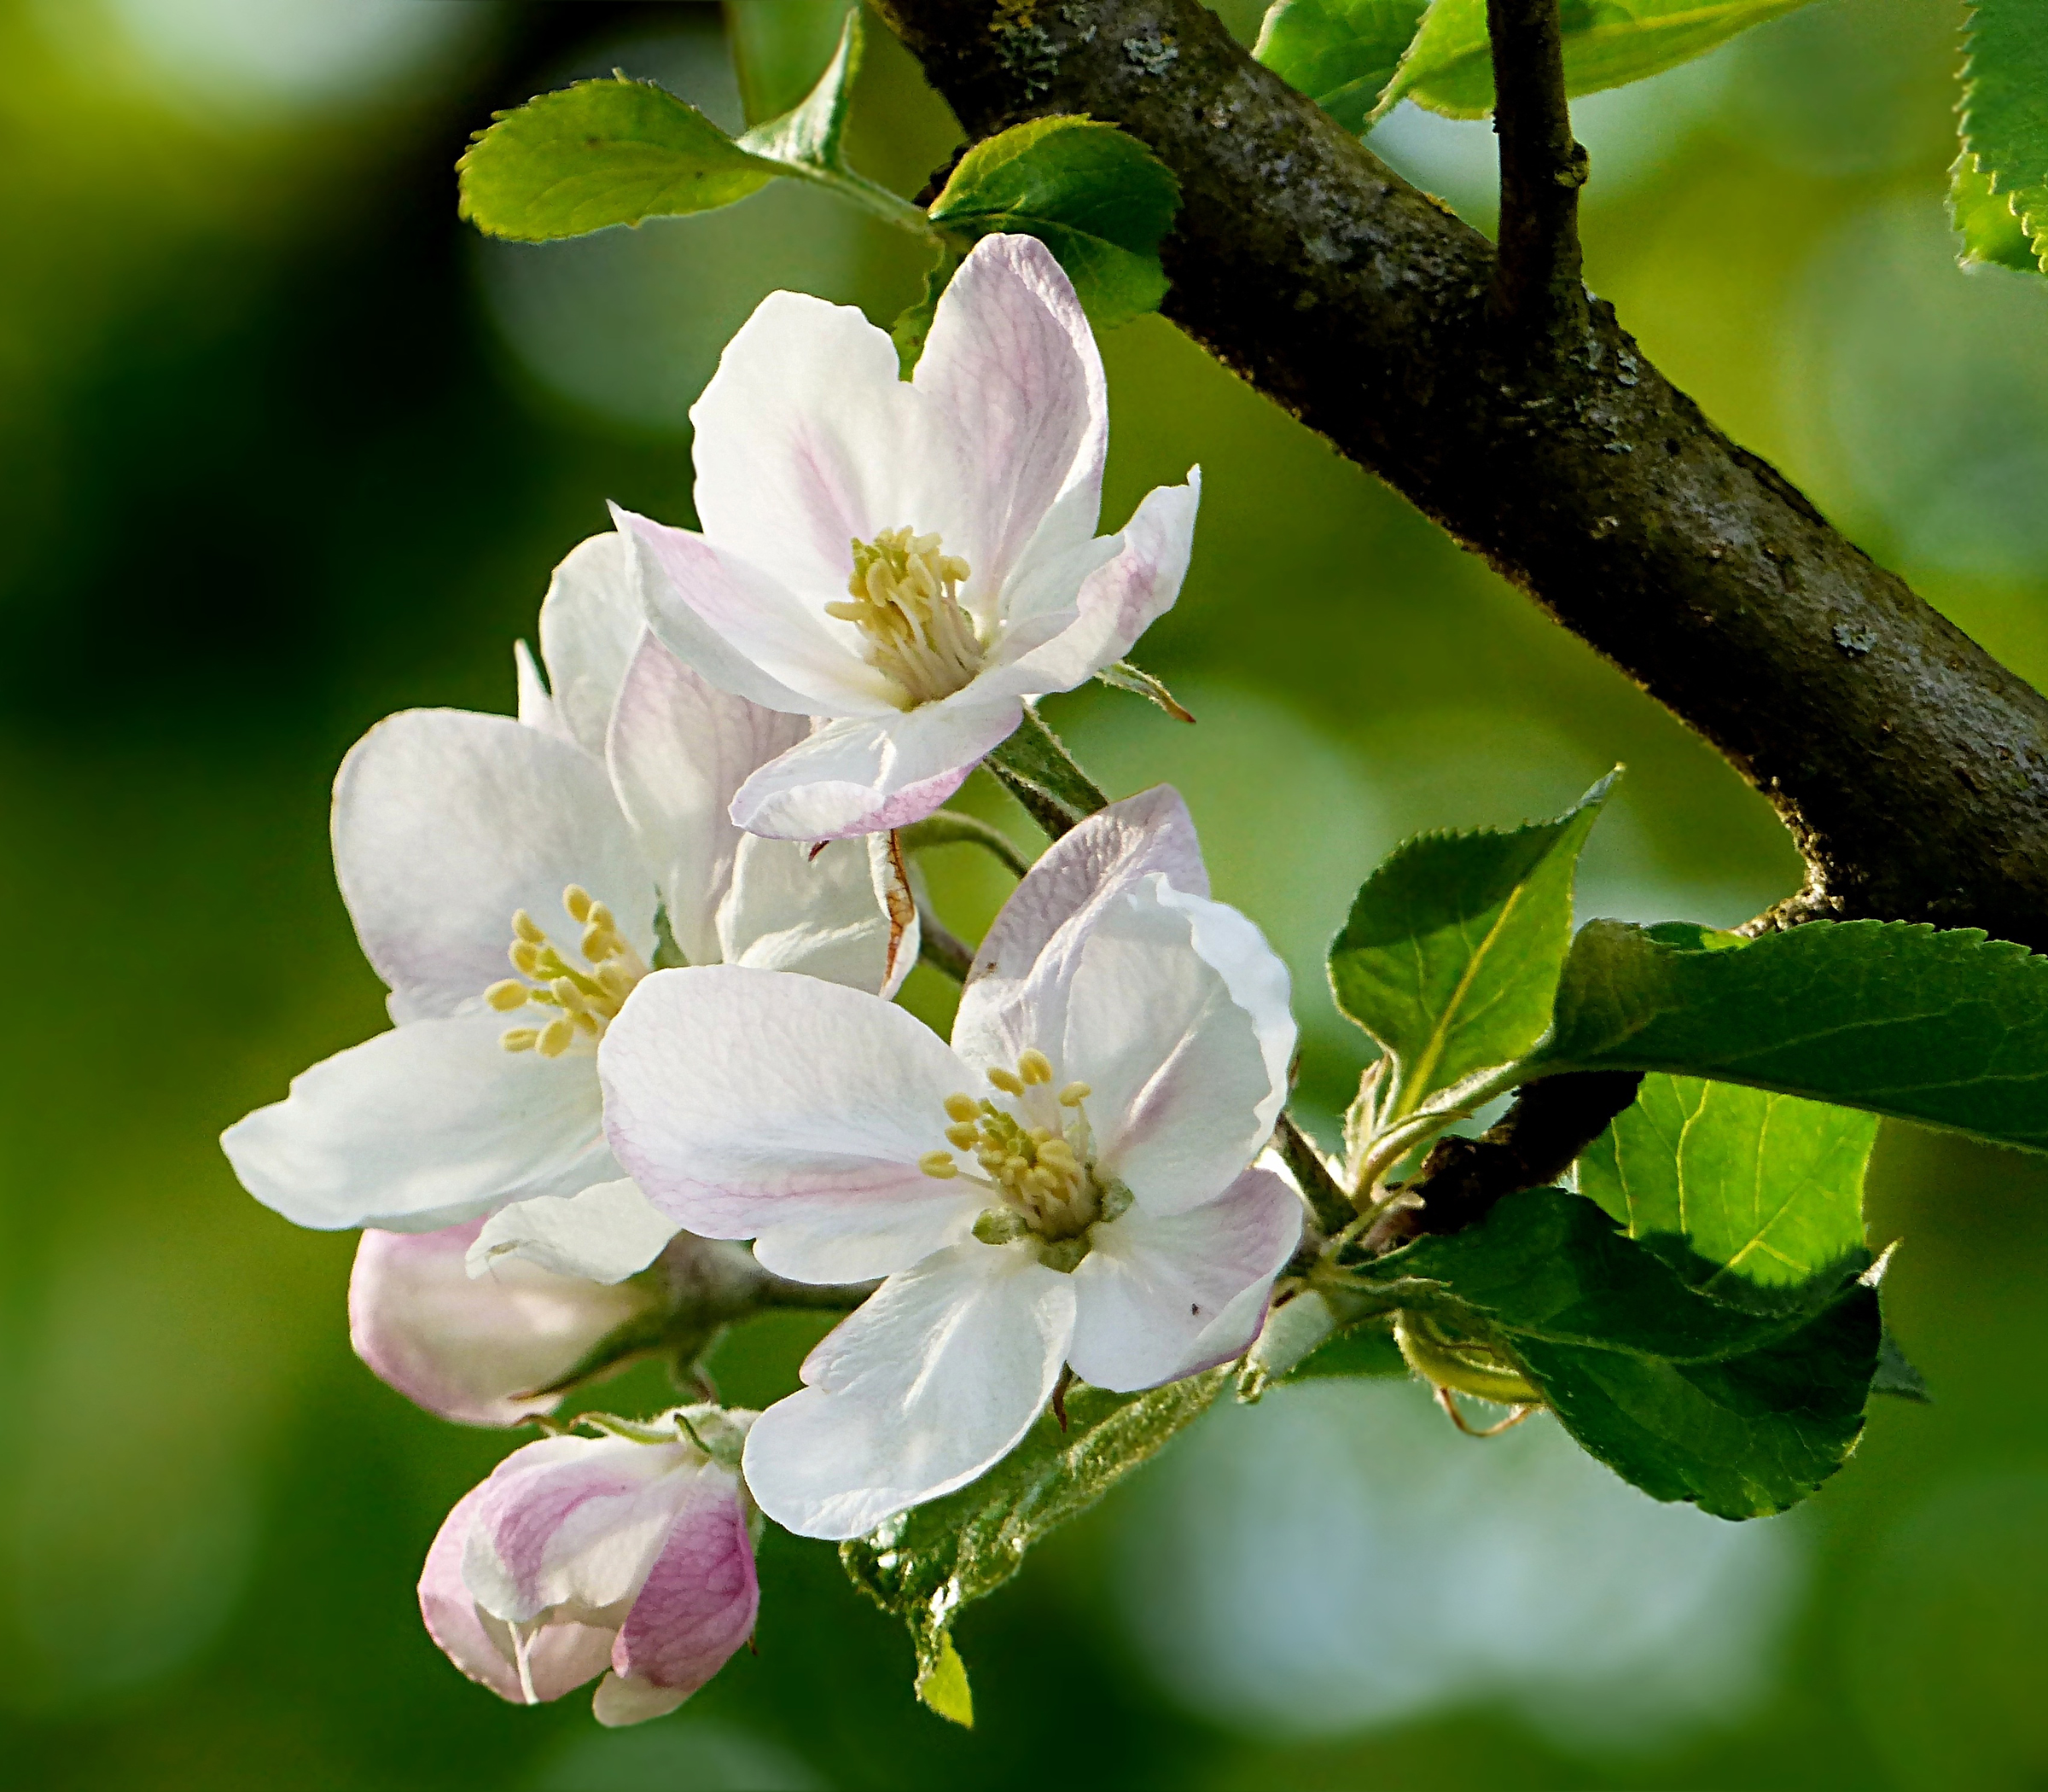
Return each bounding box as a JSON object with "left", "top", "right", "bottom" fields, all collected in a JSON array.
[{"left": 1486, "top": 0, "right": 1589, "bottom": 347}]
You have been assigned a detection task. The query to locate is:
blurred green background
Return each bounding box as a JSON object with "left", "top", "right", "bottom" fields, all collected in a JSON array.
[{"left": 6, "top": 1, "right": 2047, "bottom": 1786}]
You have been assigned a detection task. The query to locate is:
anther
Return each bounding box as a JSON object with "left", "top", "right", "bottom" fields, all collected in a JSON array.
[
  {"left": 988, "top": 1067, "right": 1026, "bottom": 1097},
  {"left": 486, "top": 980, "right": 529, "bottom": 1011},
  {"left": 919, "top": 1151, "right": 959, "bottom": 1180},
  {"left": 1057, "top": 1082, "right": 1092, "bottom": 1107},
  {"left": 944, "top": 1092, "right": 980, "bottom": 1123},
  {"left": 538, "top": 1017, "right": 576, "bottom": 1058},
  {"left": 1018, "top": 1049, "right": 1053, "bottom": 1085},
  {"left": 563, "top": 885, "right": 593, "bottom": 924},
  {"left": 510, "top": 940, "right": 543, "bottom": 976},
  {"left": 513, "top": 910, "right": 545, "bottom": 945},
  {"left": 945, "top": 1123, "right": 980, "bottom": 1149},
  {"left": 501, "top": 1027, "right": 538, "bottom": 1053}
]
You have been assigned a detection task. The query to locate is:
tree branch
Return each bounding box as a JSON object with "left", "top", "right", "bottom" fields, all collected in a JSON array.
[
  {"left": 874, "top": 0, "right": 2048, "bottom": 951},
  {"left": 1487, "top": 0, "right": 1588, "bottom": 346}
]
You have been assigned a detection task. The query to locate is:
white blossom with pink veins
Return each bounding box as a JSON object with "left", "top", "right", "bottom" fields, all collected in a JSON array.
[
  {"left": 600, "top": 790, "right": 1304, "bottom": 1539},
  {"left": 221, "top": 532, "right": 916, "bottom": 1242},
  {"left": 611, "top": 232, "right": 1200, "bottom": 842},
  {"left": 419, "top": 1409, "right": 759, "bottom": 1726}
]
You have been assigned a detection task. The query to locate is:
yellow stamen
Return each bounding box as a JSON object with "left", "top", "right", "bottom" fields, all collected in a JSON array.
[
  {"left": 1058, "top": 1082, "right": 1092, "bottom": 1108},
  {"left": 944, "top": 1092, "right": 980, "bottom": 1124},
  {"left": 835, "top": 527, "right": 986, "bottom": 707},
  {"left": 987, "top": 1067, "right": 1026, "bottom": 1097},
  {"left": 1017, "top": 1049, "right": 1053, "bottom": 1085},
  {"left": 486, "top": 884, "right": 651, "bottom": 1057},
  {"left": 920, "top": 1151, "right": 959, "bottom": 1180},
  {"left": 501, "top": 1027, "right": 538, "bottom": 1053},
  {"left": 486, "top": 979, "right": 529, "bottom": 1011}
]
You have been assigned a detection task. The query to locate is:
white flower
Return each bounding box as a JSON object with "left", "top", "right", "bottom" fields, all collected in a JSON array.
[
  {"left": 221, "top": 533, "right": 917, "bottom": 1236},
  {"left": 419, "top": 1411, "right": 759, "bottom": 1725},
  {"left": 611, "top": 233, "right": 1201, "bottom": 842},
  {"left": 599, "top": 790, "right": 1303, "bottom": 1539}
]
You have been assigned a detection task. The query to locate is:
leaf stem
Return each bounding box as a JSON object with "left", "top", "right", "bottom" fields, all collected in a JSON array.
[{"left": 1352, "top": 1059, "right": 1538, "bottom": 1196}]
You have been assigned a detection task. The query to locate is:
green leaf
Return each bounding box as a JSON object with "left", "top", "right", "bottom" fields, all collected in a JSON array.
[
  {"left": 1253, "top": 0, "right": 1430, "bottom": 131},
  {"left": 841, "top": 1370, "right": 1225, "bottom": 1702},
  {"left": 1287, "top": 1316, "right": 1411, "bottom": 1381},
  {"left": 457, "top": 78, "right": 777, "bottom": 242},
  {"left": 1576, "top": 1074, "right": 1876, "bottom": 1312},
  {"left": 724, "top": 0, "right": 858, "bottom": 126},
  {"left": 736, "top": 6, "right": 862, "bottom": 176},
  {"left": 925, "top": 117, "right": 1182, "bottom": 329},
  {"left": 1375, "top": 0, "right": 1811, "bottom": 124},
  {"left": 1328, "top": 773, "right": 1612, "bottom": 1124},
  {"left": 1357, "top": 1188, "right": 1879, "bottom": 1517},
  {"left": 1872, "top": 1329, "right": 1932, "bottom": 1402},
  {"left": 1956, "top": 3, "right": 2048, "bottom": 276},
  {"left": 1529, "top": 919, "right": 2048, "bottom": 1155}
]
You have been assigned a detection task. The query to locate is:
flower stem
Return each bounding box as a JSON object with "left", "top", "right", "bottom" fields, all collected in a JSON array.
[
  {"left": 986, "top": 704, "right": 1108, "bottom": 839},
  {"left": 899, "top": 810, "right": 1034, "bottom": 877}
]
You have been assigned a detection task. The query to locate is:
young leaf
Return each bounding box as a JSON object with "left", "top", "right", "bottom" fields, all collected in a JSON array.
[
  {"left": 1328, "top": 773, "right": 1611, "bottom": 1124},
  {"left": 1375, "top": 0, "right": 1810, "bottom": 125},
  {"left": 925, "top": 117, "right": 1182, "bottom": 328},
  {"left": 1955, "top": 1, "right": 2048, "bottom": 276},
  {"left": 724, "top": 0, "right": 858, "bottom": 126},
  {"left": 1576, "top": 1074, "right": 1876, "bottom": 1312},
  {"left": 736, "top": 7, "right": 862, "bottom": 176},
  {"left": 841, "top": 1370, "right": 1226, "bottom": 1706},
  {"left": 1253, "top": 0, "right": 1430, "bottom": 132},
  {"left": 1356, "top": 1188, "right": 1879, "bottom": 1518},
  {"left": 1529, "top": 919, "right": 2048, "bottom": 1155},
  {"left": 457, "top": 78, "right": 777, "bottom": 242}
]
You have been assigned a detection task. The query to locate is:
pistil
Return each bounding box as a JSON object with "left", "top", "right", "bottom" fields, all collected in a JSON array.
[
  {"left": 486, "top": 885, "right": 649, "bottom": 1058},
  {"left": 827, "top": 527, "right": 986, "bottom": 707}
]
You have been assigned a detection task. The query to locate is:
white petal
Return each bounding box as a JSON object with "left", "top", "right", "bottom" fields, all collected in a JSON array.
[
  {"left": 1036, "top": 876, "right": 1295, "bottom": 1218},
  {"left": 467, "top": 1179, "right": 679, "bottom": 1285},
  {"left": 995, "top": 474, "right": 1201, "bottom": 695},
  {"left": 956, "top": 787, "right": 1209, "bottom": 1069},
  {"left": 613, "top": 504, "right": 898, "bottom": 716},
  {"left": 515, "top": 640, "right": 570, "bottom": 741},
  {"left": 222, "top": 1012, "right": 615, "bottom": 1231},
  {"left": 741, "top": 1244, "right": 1076, "bottom": 1539},
  {"left": 915, "top": 233, "right": 1108, "bottom": 606},
  {"left": 538, "top": 532, "right": 648, "bottom": 758},
  {"left": 1068, "top": 1167, "right": 1302, "bottom": 1392},
  {"left": 727, "top": 697, "right": 1021, "bottom": 841},
  {"left": 599, "top": 967, "right": 980, "bottom": 1279},
  {"left": 464, "top": 1434, "right": 698, "bottom": 1625},
  {"left": 687, "top": 290, "right": 940, "bottom": 605},
  {"left": 717, "top": 831, "right": 915, "bottom": 997},
  {"left": 606, "top": 633, "right": 808, "bottom": 964},
  {"left": 352, "top": 1220, "right": 656, "bottom": 1425},
  {"left": 592, "top": 1673, "right": 691, "bottom": 1726},
  {"left": 334, "top": 708, "right": 654, "bottom": 1022}
]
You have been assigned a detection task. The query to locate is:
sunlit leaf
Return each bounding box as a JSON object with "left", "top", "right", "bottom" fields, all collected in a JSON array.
[
  {"left": 1253, "top": 0, "right": 1429, "bottom": 131},
  {"left": 1376, "top": 0, "right": 1811, "bottom": 124},
  {"left": 1353, "top": 1188, "right": 1879, "bottom": 1517},
  {"left": 841, "top": 1370, "right": 1225, "bottom": 1704},
  {"left": 1955, "top": 1, "right": 2048, "bottom": 276},
  {"left": 1528, "top": 919, "right": 2048, "bottom": 1154},
  {"left": 1576, "top": 1074, "right": 1876, "bottom": 1312},
  {"left": 1328, "top": 773, "right": 1610, "bottom": 1124}
]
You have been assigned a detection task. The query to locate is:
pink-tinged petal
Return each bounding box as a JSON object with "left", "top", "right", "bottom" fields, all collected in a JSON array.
[
  {"left": 592, "top": 1673, "right": 691, "bottom": 1726},
  {"left": 613, "top": 506, "right": 898, "bottom": 717},
  {"left": 419, "top": 1486, "right": 616, "bottom": 1704},
  {"left": 351, "top": 1220, "right": 657, "bottom": 1425},
  {"left": 726, "top": 698, "right": 1021, "bottom": 841},
  {"left": 1050, "top": 877, "right": 1295, "bottom": 1219},
  {"left": 334, "top": 708, "right": 655, "bottom": 1022},
  {"left": 464, "top": 1434, "right": 695, "bottom": 1625},
  {"left": 607, "top": 634, "right": 809, "bottom": 964},
  {"left": 686, "top": 291, "right": 940, "bottom": 607},
  {"left": 467, "top": 1179, "right": 679, "bottom": 1285},
  {"left": 992, "top": 474, "right": 1201, "bottom": 695},
  {"left": 221, "top": 1012, "right": 614, "bottom": 1232},
  {"left": 716, "top": 830, "right": 916, "bottom": 998},
  {"left": 1068, "top": 1167, "right": 1302, "bottom": 1392},
  {"left": 515, "top": 641, "right": 569, "bottom": 742},
  {"left": 608, "top": 1469, "right": 759, "bottom": 1697},
  {"left": 537, "top": 532, "right": 648, "bottom": 759},
  {"left": 955, "top": 787, "right": 1209, "bottom": 1071},
  {"left": 600, "top": 967, "right": 980, "bottom": 1281},
  {"left": 915, "top": 233, "right": 1108, "bottom": 608},
  {"left": 742, "top": 1244, "right": 1076, "bottom": 1539}
]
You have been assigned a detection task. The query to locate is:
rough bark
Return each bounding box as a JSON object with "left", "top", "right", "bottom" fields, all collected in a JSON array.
[{"left": 874, "top": 0, "right": 2048, "bottom": 952}]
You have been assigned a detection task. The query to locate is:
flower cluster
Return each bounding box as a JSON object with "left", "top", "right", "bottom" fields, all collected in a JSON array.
[{"left": 223, "top": 235, "right": 1303, "bottom": 1725}]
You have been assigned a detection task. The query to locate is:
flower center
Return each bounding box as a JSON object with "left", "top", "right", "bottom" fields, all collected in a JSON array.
[
  {"left": 825, "top": 527, "right": 985, "bottom": 707},
  {"left": 486, "top": 884, "right": 649, "bottom": 1059},
  {"left": 918, "top": 1048, "right": 1130, "bottom": 1255}
]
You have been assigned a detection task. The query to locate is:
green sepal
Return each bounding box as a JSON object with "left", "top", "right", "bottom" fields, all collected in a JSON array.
[
  {"left": 1329, "top": 772, "right": 1612, "bottom": 1126},
  {"left": 1350, "top": 1187, "right": 1879, "bottom": 1518},
  {"left": 1529, "top": 919, "right": 2048, "bottom": 1155},
  {"left": 841, "top": 1370, "right": 1226, "bottom": 1711},
  {"left": 1093, "top": 658, "right": 1195, "bottom": 722}
]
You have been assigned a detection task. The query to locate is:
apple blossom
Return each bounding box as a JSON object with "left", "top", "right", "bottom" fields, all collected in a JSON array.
[
  {"left": 599, "top": 789, "right": 1304, "bottom": 1539},
  {"left": 612, "top": 233, "right": 1200, "bottom": 841},
  {"left": 419, "top": 1410, "right": 759, "bottom": 1725},
  {"left": 221, "top": 532, "right": 916, "bottom": 1238}
]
